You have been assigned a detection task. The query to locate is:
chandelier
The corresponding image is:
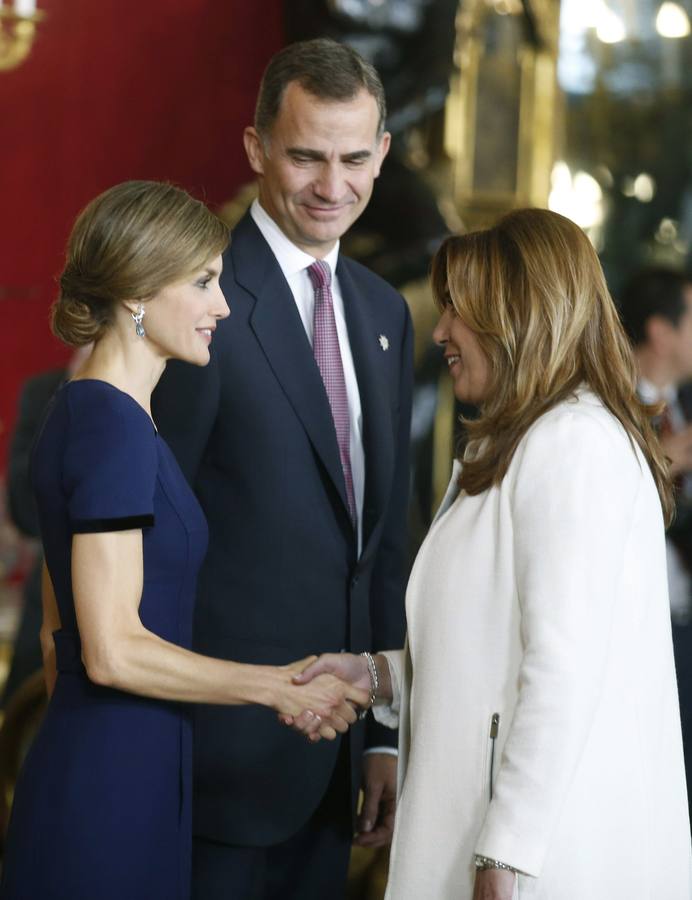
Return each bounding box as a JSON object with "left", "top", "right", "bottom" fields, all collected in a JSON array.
[{"left": 0, "top": 1, "right": 44, "bottom": 72}]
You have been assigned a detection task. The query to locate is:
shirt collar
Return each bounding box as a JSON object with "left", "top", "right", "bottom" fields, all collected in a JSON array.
[
  {"left": 250, "top": 199, "right": 340, "bottom": 280},
  {"left": 638, "top": 376, "right": 677, "bottom": 406}
]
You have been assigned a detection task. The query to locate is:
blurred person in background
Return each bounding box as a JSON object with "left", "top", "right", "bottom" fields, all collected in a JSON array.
[
  {"left": 618, "top": 266, "right": 692, "bottom": 827},
  {"left": 4, "top": 345, "right": 91, "bottom": 708}
]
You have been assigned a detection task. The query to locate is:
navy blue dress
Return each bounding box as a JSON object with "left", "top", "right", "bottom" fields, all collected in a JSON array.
[{"left": 0, "top": 380, "right": 208, "bottom": 900}]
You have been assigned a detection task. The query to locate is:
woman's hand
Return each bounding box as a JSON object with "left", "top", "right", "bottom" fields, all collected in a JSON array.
[
  {"left": 281, "top": 653, "right": 372, "bottom": 741},
  {"left": 274, "top": 657, "right": 370, "bottom": 741},
  {"left": 294, "top": 653, "right": 371, "bottom": 693},
  {"left": 472, "top": 869, "right": 515, "bottom": 900}
]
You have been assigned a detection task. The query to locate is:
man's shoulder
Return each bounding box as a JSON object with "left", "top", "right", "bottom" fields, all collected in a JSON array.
[
  {"left": 338, "top": 255, "right": 407, "bottom": 310},
  {"left": 221, "top": 212, "right": 272, "bottom": 284},
  {"left": 20, "top": 368, "right": 66, "bottom": 410},
  {"left": 226, "top": 209, "right": 262, "bottom": 255}
]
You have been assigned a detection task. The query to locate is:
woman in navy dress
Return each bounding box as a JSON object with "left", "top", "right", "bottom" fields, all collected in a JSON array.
[{"left": 0, "top": 181, "right": 367, "bottom": 900}]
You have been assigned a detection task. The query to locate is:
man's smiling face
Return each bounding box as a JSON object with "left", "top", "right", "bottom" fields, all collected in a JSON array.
[{"left": 244, "top": 81, "right": 390, "bottom": 258}]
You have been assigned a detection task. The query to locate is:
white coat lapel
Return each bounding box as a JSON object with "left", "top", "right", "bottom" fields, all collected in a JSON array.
[{"left": 431, "top": 459, "right": 462, "bottom": 525}]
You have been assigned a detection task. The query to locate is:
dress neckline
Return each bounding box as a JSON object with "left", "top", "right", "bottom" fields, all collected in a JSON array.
[{"left": 64, "top": 378, "right": 158, "bottom": 434}]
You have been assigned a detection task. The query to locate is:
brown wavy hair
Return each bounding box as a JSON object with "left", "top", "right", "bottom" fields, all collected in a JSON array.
[
  {"left": 52, "top": 180, "right": 229, "bottom": 347},
  {"left": 431, "top": 208, "right": 674, "bottom": 523}
]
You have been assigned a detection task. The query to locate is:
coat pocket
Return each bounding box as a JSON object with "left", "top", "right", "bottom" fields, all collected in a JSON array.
[{"left": 485, "top": 712, "right": 500, "bottom": 802}]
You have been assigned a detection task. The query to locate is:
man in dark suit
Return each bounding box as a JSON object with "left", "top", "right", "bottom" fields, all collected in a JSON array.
[{"left": 153, "top": 38, "right": 412, "bottom": 900}]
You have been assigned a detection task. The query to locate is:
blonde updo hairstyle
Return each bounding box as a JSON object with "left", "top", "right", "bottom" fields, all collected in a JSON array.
[
  {"left": 431, "top": 207, "right": 674, "bottom": 523},
  {"left": 52, "top": 180, "right": 229, "bottom": 347}
]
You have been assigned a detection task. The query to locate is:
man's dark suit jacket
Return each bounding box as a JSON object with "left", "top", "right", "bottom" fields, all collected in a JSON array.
[{"left": 152, "top": 211, "right": 413, "bottom": 847}]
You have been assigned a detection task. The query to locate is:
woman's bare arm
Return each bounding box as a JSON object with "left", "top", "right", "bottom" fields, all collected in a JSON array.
[{"left": 71, "top": 529, "right": 367, "bottom": 732}]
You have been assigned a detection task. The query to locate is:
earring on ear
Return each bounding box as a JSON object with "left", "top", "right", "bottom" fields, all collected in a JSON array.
[{"left": 132, "top": 304, "right": 146, "bottom": 338}]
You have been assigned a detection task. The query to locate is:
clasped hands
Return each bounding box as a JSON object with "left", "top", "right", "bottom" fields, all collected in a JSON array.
[
  {"left": 276, "top": 653, "right": 398, "bottom": 846},
  {"left": 277, "top": 652, "right": 374, "bottom": 742}
]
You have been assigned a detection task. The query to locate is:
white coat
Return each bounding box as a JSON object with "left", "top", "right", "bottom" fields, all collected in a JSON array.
[{"left": 377, "top": 389, "right": 692, "bottom": 899}]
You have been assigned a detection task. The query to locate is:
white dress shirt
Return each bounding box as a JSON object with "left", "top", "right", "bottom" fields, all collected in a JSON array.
[{"left": 251, "top": 200, "right": 365, "bottom": 552}]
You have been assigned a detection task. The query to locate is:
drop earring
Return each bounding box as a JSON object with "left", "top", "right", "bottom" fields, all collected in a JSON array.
[{"left": 132, "top": 304, "right": 146, "bottom": 338}]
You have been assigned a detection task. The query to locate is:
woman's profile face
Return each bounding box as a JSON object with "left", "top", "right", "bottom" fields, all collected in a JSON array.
[
  {"left": 433, "top": 302, "right": 490, "bottom": 405},
  {"left": 142, "top": 254, "right": 229, "bottom": 366}
]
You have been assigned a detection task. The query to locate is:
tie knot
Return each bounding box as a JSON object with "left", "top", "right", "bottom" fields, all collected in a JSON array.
[{"left": 308, "top": 260, "right": 331, "bottom": 291}]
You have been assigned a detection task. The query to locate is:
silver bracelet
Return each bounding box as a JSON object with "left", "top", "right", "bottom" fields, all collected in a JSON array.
[
  {"left": 474, "top": 855, "right": 518, "bottom": 873},
  {"left": 359, "top": 651, "right": 378, "bottom": 719}
]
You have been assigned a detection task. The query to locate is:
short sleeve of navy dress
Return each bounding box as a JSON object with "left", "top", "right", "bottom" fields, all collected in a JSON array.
[
  {"left": 63, "top": 382, "right": 158, "bottom": 531},
  {"left": 0, "top": 379, "right": 208, "bottom": 900}
]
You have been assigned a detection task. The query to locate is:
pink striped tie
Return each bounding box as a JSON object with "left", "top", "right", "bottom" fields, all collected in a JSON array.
[{"left": 307, "top": 260, "right": 356, "bottom": 525}]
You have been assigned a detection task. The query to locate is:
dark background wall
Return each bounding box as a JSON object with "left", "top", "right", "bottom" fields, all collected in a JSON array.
[{"left": 0, "top": 0, "right": 283, "bottom": 470}]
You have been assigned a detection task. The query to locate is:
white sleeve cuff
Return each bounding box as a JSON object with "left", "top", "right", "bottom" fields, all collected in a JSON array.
[{"left": 372, "top": 649, "right": 403, "bottom": 730}]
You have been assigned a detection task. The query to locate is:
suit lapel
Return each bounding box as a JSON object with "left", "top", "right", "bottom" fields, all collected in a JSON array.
[
  {"left": 231, "top": 214, "right": 353, "bottom": 523},
  {"left": 339, "top": 259, "right": 395, "bottom": 555}
]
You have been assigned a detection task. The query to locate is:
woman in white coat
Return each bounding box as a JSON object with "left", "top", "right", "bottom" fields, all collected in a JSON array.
[{"left": 291, "top": 208, "right": 692, "bottom": 899}]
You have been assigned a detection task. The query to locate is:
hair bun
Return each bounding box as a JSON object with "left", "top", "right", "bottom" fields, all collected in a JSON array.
[{"left": 51, "top": 284, "right": 105, "bottom": 347}]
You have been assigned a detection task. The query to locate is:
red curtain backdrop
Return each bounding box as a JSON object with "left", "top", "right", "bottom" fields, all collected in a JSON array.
[{"left": 0, "top": 0, "right": 284, "bottom": 470}]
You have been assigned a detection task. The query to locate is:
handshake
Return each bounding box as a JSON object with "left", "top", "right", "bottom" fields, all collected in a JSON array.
[{"left": 274, "top": 652, "right": 390, "bottom": 742}]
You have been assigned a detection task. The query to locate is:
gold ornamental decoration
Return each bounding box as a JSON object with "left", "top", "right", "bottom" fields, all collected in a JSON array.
[{"left": 0, "top": 3, "right": 44, "bottom": 72}]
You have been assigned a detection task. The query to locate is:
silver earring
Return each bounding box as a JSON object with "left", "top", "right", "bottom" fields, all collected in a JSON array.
[{"left": 132, "top": 304, "right": 145, "bottom": 338}]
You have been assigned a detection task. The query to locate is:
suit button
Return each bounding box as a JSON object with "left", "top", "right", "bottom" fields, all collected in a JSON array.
[{"left": 351, "top": 575, "right": 359, "bottom": 588}]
